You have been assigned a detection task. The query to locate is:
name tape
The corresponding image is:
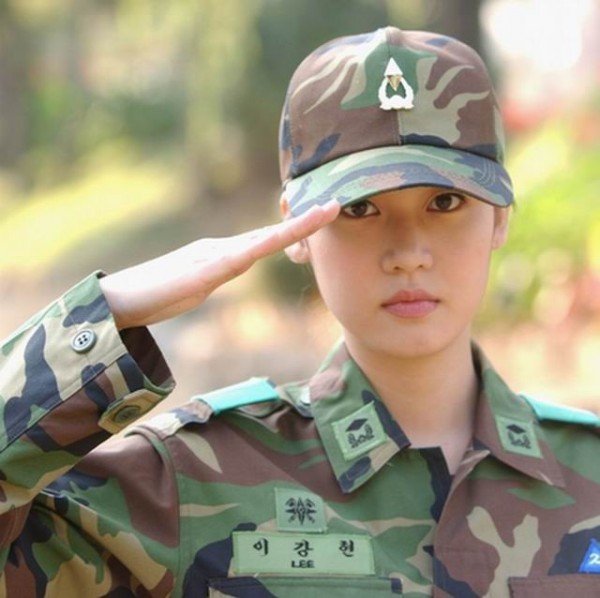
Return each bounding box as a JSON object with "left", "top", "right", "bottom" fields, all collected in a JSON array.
[{"left": 233, "top": 531, "right": 374, "bottom": 576}]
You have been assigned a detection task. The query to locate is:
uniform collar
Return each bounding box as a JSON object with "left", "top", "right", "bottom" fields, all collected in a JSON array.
[
  {"left": 471, "top": 347, "right": 565, "bottom": 487},
  {"left": 307, "top": 338, "right": 409, "bottom": 493},
  {"left": 298, "top": 339, "right": 564, "bottom": 494}
]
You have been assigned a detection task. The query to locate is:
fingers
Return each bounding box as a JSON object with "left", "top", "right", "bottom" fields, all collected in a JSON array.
[
  {"left": 249, "top": 199, "right": 340, "bottom": 255},
  {"left": 202, "top": 200, "right": 340, "bottom": 286},
  {"left": 186, "top": 200, "right": 340, "bottom": 289},
  {"left": 107, "top": 200, "right": 341, "bottom": 328},
  {"left": 283, "top": 199, "right": 341, "bottom": 240},
  {"left": 235, "top": 199, "right": 340, "bottom": 244}
]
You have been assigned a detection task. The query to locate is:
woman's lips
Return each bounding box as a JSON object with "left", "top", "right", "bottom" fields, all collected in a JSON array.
[{"left": 382, "top": 290, "right": 439, "bottom": 318}]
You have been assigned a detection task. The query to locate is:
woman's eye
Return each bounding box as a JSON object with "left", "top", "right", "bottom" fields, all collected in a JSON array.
[
  {"left": 429, "top": 193, "right": 465, "bottom": 212},
  {"left": 341, "top": 200, "right": 378, "bottom": 218}
]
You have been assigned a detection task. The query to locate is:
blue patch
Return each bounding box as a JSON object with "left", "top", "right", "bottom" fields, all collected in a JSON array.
[
  {"left": 549, "top": 526, "right": 600, "bottom": 574},
  {"left": 579, "top": 539, "right": 600, "bottom": 574}
]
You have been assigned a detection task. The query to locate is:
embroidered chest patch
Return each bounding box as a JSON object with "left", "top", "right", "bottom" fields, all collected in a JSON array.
[
  {"left": 275, "top": 488, "right": 326, "bottom": 533},
  {"left": 332, "top": 402, "right": 386, "bottom": 461}
]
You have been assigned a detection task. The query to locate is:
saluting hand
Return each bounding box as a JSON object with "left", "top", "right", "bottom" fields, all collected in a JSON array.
[{"left": 99, "top": 200, "right": 340, "bottom": 330}]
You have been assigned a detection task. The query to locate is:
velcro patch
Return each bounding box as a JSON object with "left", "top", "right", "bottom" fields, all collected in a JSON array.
[{"left": 233, "top": 532, "right": 374, "bottom": 576}]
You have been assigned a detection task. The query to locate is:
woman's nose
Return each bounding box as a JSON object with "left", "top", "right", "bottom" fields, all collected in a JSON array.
[{"left": 380, "top": 223, "right": 433, "bottom": 274}]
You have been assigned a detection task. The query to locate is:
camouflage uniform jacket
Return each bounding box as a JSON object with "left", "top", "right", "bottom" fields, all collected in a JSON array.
[{"left": 0, "top": 271, "right": 599, "bottom": 597}]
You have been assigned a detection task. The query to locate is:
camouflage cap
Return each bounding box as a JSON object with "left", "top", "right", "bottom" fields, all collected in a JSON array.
[{"left": 278, "top": 26, "right": 514, "bottom": 215}]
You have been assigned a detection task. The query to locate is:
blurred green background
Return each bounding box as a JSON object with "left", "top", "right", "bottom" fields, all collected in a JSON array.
[{"left": 1, "top": 0, "right": 598, "bottom": 412}]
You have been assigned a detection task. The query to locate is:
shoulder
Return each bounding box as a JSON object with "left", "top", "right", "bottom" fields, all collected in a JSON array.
[
  {"left": 521, "top": 394, "right": 600, "bottom": 490},
  {"left": 130, "top": 376, "right": 310, "bottom": 440},
  {"left": 521, "top": 393, "right": 599, "bottom": 464}
]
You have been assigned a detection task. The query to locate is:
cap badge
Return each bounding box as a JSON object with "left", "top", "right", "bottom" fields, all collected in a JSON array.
[{"left": 378, "top": 57, "right": 414, "bottom": 111}]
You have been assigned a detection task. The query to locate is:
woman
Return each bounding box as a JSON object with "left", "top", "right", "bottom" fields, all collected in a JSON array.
[{"left": 0, "top": 26, "right": 598, "bottom": 597}]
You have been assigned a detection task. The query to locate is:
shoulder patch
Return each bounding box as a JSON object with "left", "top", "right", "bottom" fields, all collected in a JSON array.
[
  {"left": 521, "top": 394, "right": 600, "bottom": 428},
  {"left": 192, "top": 377, "right": 280, "bottom": 415}
]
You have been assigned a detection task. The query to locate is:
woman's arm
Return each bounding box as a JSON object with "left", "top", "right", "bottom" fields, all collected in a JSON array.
[{"left": 0, "top": 200, "right": 339, "bottom": 592}]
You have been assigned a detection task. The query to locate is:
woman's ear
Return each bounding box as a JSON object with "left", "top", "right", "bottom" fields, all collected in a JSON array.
[
  {"left": 492, "top": 206, "right": 510, "bottom": 250},
  {"left": 280, "top": 194, "right": 312, "bottom": 264},
  {"left": 284, "top": 241, "right": 311, "bottom": 264}
]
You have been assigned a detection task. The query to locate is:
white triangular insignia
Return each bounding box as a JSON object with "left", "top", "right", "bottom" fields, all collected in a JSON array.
[
  {"left": 384, "top": 57, "right": 402, "bottom": 77},
  {"left": 379, "top": 57, "right": 414, "bottom": 111}
]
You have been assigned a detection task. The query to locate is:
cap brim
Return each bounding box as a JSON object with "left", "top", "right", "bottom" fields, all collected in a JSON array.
[{"left": 285, "top": 145, "right": 513, "bottom": 216}]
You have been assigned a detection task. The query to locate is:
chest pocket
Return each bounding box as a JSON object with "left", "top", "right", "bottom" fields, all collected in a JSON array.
[
  {"left": 509, "top": 574, "right": 600, "bottom": 597},
  {"left": 208, "top": 576, "right": 402, "bottom": 597}
]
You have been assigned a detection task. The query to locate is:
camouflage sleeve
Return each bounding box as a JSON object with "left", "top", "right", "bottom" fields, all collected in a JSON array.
[{"left": 0, "top": 270, "right": 176, "bottom": 550}]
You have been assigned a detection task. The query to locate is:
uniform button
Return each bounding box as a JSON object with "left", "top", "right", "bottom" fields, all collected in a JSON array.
[
  {"left": 71, "top": 329, "right": 97, "bottom": 353},
  {"left": 112, "top": 404, "right": 142, "bottom": 424},
  {"left": 299, "top": 387, "right": 311, "bottom": 405}
]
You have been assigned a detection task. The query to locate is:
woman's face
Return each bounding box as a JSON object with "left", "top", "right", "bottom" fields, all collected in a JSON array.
[{"left": 286, "top": 186, "right": 509, "bottom": 360}]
